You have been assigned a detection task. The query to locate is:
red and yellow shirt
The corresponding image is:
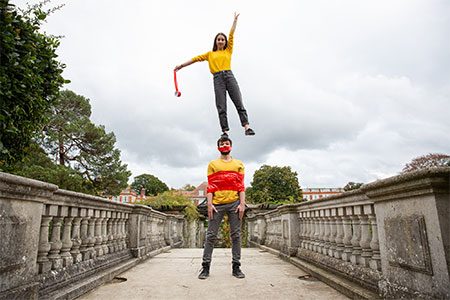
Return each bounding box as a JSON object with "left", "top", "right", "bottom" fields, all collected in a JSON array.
[
  {"left": 191, "top": 31, "right": 234, "bottom": 74},
  {"left": 207, "top": 158, "right": 244, "bottom": 205}
]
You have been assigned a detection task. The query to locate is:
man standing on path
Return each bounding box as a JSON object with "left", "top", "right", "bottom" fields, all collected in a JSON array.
[{"left": 198, "top": 136, "right": 246, "bottom": 279}]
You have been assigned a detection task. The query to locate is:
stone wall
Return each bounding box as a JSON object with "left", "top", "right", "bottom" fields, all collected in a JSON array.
[
  {"left": 0, "top": 172, "right": 185, "bottom": 300},
  {"left": 247, "top": 167, "right": 450, "bottom": 299}
]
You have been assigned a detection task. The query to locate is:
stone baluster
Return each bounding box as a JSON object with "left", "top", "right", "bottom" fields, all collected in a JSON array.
[
  {"left": 368, "top": 213, "right": 381, "bottom": 271},
  {"left": 60, "top": 213, "right": 74, "bottom": 267},
  {"left": 328, "top": 208, "right": 337, "bottom": 257},
  {"left": 317, "top": 210, "right": 325, "bottom": 253},
  {"left": 323, "top": 209, "right": 331, "bottom": 255},
  {"left": 108, "top": 212, "right": 116, "bottom": 253},
  {"left": 101, "top": 211, "right": 109, "bottom": 255},
  {"left": 48, "top": 213, "right": 63, "bottom": 270},
  {"left": 299, "top": 212, "right": 307, "bottom": 249},
  {"left": 341, "top": 207, "right": 353, "bottom": 262},
  {"left": 307, "top": 211, "right": 314, "bottom": 250},
  {"left": 114, "top": 212, "right": 121, "bottom": 251},
  {"left": 79, "top": 209, "right": 90, "bottom": 261},
  {"left": 310, "top": 211, "right": 318, "bottom": 251},
  {"left": 125, "top": 213, "right": 130, "bottom": 248},
  {"left": 70, "top": 210, "right": 83, "bottom": 264},
  {"left": 359, "top": 205, "right": 373, "bottom": 267},
  {"left": 37, "top": 208, "right": 52, "bottom": 274},
  {"left": 334, "top": 207, "right": 345, "bottom": 259},
  {"left": 94, "top": 210, "right": 104, "bottom": 257},
  {"left": 87, "top": 209, "right": 97, "bottom": 259},
  {"left": 350, "top": 206, "right": 362, "bottom": 265}
]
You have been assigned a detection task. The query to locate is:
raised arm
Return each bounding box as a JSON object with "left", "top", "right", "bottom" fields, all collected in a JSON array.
[
  {"left": 174, "top": 59, "right": 195, "bottom": 72},
  {"left": 230, "top": 12, "right": 240, "bottom": 34}
]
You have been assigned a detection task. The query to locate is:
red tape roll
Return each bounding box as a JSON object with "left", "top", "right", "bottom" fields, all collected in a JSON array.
[{"left": 173, "top": 70, "right": 181, "bottom": 97}]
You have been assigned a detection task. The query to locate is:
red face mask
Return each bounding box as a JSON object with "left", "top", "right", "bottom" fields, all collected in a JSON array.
[{"left": 218, "top": 145, "right": 232, "bottom": 153}]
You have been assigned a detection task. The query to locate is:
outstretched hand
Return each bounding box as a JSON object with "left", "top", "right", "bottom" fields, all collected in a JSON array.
[{"left": 234, "top": 12, "right": 240, "bottom": 20}]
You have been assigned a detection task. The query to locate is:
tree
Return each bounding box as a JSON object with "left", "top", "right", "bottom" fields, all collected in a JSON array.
[
  {"left": 131, "top": 173, "right": 169, "bottom": 196},
  {"left": 140, "top": 190, "right": 199, "bottom": 221},
  {"left": 39, "top": 90, "right": 130, "bottom": 196},
  {"left": 182, "top": 184, "right": 196, "bottom": 191},
  {"left": 343, "top": 182, "right": 364, "bottom": 191},
  {"left": 0, "top": 1, "right": 67, "bottom": 166},
  {"left": 402, "top": 153, "right": 450, "bottom": 174},
  {"left": 246, "top": 165, "right": 302, "bottom": 204}
]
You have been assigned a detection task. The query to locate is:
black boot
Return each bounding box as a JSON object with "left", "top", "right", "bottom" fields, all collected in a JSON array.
[
  {"left": 198, "top": 262, "right": 210, "bottom": 279},
  {"left": 232, "top": 262, "right": 245, "bottom": 279}
]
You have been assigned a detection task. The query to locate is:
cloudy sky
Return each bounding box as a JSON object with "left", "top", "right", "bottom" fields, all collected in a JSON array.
[{"left": 14, "top": 0, "right": 450, "bottom": 189}]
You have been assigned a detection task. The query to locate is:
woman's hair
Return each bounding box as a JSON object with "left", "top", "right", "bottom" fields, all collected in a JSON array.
[{"left": 212, "top": 33, "right": 228, "bottom": 51}]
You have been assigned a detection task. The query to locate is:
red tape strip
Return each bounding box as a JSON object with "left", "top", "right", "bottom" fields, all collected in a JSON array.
[{"left": 174, "top": 71, "right": 181, "bottom": 97}]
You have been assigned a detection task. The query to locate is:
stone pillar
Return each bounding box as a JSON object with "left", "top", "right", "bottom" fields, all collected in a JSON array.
[
  {"left": 94, "top": 210, "right": 104, "bottom": 257},
  {"left": 359, "top": 205, "right": 373, "bottom": 267},
  {"left": 60, "top": 215, "right": 74, "bottom": 267},
  {"left": 37, "top": 213, "right": 52, "bottom": 274},
  {"left": 0, "top": 172, "right": 57, "bottom": 299},
  {"left": 79, "top": 210, "right": 90, "bottom": 261},
  {"left": 328, "top": 209, "right": 337, "bottom": 257},
  {"left": 101, "top": 210, "right": 109, "bottom": 255},
  {"left": 341, "top": 207, "right": 353, "bottom": 262},
  {"left": 312, "top": 211, "right": 320, "bottom": 252},
  {"left": 48, "top": 212, "right": 63, "bottom": 270},
  {"left": 70, "top": 212, "right": 82, "bottom": 264},
  {"left": 280, "top": 207, "right": 300, "bottom": 256},
  {"left": 317, "top": 210, "right": 325, "bottom": 253},
  {"left": 334, "top": 207, "right": 345, "bottom": 259},
  {"left": 368, "top": 214, "right": 381, "bottom": 271},
  {"left": 350, "top": 206, "right": 362, "bottom": 265},
  {"left": 108, "top": 212, "right": 116, "bottom": 253},
  {"left": 366, "top": 168, "right": 450, "bottom": 298},
  {"left": 87, "top": 209, "right": 96, "bottom": 259},
  {"left": 323, "top": 209, "right": 331, "bottom": 256}
]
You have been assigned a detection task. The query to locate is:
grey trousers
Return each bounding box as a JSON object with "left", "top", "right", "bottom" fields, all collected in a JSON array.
[
  {"left": 213, "top": 70, "right": 249, "bottom": 132},
  {"left": 202, "top": 200, "right": 242, "bottom": 265}
]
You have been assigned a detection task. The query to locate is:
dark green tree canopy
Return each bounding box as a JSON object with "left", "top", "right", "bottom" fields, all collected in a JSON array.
[
  {"left": 131, "top": 174, "right": 169, "bottom": 196},
  {"left": 246, "top": 165, "right": 302, "bottom": 204},
  {"left": 39, "top": 90, "right": 130, "bottom": 196},
  {"left": 343, "top": 182, "right": 364, "bottom": 191},
  {"left": 0, "top": 1, "right": 67, "bottom": 166}
]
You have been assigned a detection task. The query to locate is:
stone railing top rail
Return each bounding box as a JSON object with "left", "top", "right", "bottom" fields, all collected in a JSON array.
[{"left": 248, "top": 167, "right": 450, "bottom": 219}]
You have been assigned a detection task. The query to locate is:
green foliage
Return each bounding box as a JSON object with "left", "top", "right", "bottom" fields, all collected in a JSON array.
[
  {"left": 141, "top": 190, "right": 200, "bottom": 221},
  {"left": 38, "top": 90, "right": 130, "bottom": 196},
  {"left": 7, "top": 143, "right": 92, "bottom": 193},
  {"left": 343, "top": 181, "right": 364, "bottom": 191},
  {"left": 0, "top": 1, "right": 68, "bottom": 166},
  {"left": 182, "top": 183, "right": 196, "bottom": 191},
  {"left": 246, "top": 165, "right": 302, "bottom": 204},
  {"left": 131, "top": 173, "right": 169, "bottom": 196}
]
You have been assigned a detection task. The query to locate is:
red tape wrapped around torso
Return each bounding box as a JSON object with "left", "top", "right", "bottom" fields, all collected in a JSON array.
[{"left": 207, "top": 171, "right": 245, "bottom": 193}]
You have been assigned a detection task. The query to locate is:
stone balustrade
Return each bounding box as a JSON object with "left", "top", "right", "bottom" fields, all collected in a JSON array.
[
  {"left": 0, "top": 172, "right": 185, "bottom": 300},
  {"left": 247, "top": 167, "right": 450, "bottom": 299}
]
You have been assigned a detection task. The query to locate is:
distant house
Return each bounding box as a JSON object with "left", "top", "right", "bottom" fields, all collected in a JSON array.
[
  {"left": 180, "top": 182, "right": 207, "bottom": 206},
  {"left": 109, "top": 186, "right": 146, "bottom": 204},
  {"left": 302, "top": 188, "right": 344, "bottom": 201}
]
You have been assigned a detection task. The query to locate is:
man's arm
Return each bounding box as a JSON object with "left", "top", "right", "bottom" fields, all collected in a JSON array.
[
  {"left": 207, "top": 192, "right": 217, "bottom": 220},
  {"left": 236, "top": 191, "right": 246, "bottom": 220}
]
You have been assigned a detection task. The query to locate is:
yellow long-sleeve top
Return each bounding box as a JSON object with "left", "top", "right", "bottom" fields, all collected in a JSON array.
[
  {"left": 207, "top": 158, "right": 244, "bottom": 205},
  {"left": 191, "top": 31, "right": 234, "bottom": 74}
]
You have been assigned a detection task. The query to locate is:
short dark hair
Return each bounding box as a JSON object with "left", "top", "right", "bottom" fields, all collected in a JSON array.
[
  {"left": 217, "top": 136, "right": 232, "bottom": 147},
  {"left": 212, "top": 33, "right": 228, "bottom": 51}
]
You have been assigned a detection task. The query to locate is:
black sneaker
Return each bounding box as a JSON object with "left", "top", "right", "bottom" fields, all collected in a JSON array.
[
  {"left": 232, "top": 263, "right": 245, "bottom": 279},
  {"left": 221, "top": 132, "right": 229, "bottom": 138},
  {"left": 198, "top": 263, "right": 210, "bottom": 279},
  {"left": 245, "top": 128, "right": 255, "bottom": 136}
]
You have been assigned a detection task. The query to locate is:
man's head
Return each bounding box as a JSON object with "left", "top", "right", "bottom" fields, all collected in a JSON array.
[{"left": 217, "top": 136, "right": 232, "bottom": 155}]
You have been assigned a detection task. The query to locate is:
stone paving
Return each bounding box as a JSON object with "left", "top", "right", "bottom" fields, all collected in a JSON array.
[{"left": 79, "top": 248, "right": 349, "bottom": 300}]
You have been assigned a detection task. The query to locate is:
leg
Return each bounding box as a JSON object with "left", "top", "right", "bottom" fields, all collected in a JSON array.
[
  {"left": 227, "top": 201, "right": 242, "bottom": 264},
  {"left": 202, "top": 205, "right": 226, "bottom": 264},
  {"left": 213, "top": 74, "right": 229, "bottom": 132},
  {"left": 225, "top": 72, "right": 249, "bottom": 127}
]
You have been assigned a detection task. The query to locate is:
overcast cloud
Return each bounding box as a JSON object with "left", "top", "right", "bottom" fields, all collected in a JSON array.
[{"left": 14, "top": 0, "right": 450, "bottom": 189}]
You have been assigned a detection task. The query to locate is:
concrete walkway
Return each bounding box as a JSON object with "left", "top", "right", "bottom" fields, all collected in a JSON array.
[{"left": 79, "top": 248, "right": 349, "bottom": 300}]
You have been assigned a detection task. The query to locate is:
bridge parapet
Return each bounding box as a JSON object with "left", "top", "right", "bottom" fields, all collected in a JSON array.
[
  {"left": 247, "top": 167, "right": 450, "bottom": 299},
  {"left": 0, "top": 172, "right": 185, "bottom": 300}
]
